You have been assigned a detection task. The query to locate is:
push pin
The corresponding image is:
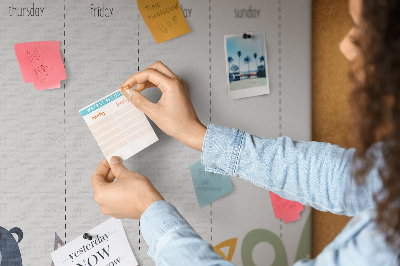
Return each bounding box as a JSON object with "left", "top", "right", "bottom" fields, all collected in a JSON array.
[
  {"left": 83, "top": 233, "right": 93, "bottom": 240},
  {"left": 242, "top": 33, "right": 252, "bottom": 39},
  {"left": 120, "top": 85, "right": 130, "bottom": 93}
]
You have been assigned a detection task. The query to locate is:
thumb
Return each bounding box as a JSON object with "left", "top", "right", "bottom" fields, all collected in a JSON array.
[
  {"left": 109, "top": 156, "right": 129, "bottom": 179},
  {"left": 122, "top": 88, "right": 155, "bottom": 117}
]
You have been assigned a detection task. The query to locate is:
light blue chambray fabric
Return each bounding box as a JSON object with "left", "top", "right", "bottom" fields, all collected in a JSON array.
[{"left": 140, "top": 124, "right": 399, "bottom": 265}]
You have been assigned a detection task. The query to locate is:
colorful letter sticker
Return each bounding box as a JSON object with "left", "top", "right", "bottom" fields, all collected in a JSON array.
[
  {"left": 14, "top": 41, "right": 67, "bottom": 90},
  {"left": 189, "top": 160, "right": 233, "bottom": 208},
  {"left": 269, "top": 191, "right": 304, "bottom": 223},
  {"left": 137, "top": 0, "right": 191, "bottom": 44}
]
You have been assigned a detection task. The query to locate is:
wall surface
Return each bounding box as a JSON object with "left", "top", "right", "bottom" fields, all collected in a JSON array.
[
  {"left": 0, "top": 1, "right": 312, "bottom": 264},
  {"left": 312, "top": 0, "right": 353, "bottom": 257}
]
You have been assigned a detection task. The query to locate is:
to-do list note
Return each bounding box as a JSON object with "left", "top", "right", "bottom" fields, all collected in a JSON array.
[{"left": 79, "top": 90, "right": 158, "bottom": 162}]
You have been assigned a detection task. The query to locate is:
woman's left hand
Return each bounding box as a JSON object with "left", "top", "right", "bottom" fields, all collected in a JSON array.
[{"left": 91, "top": 157, "right": 164, "bottom": 219}]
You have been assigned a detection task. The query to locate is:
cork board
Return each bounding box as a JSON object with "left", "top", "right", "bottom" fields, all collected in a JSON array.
[{"left": 312, "top": 0, "right": 353, "bottom": 257}]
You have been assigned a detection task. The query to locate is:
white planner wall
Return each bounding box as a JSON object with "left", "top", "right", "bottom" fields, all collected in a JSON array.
[{"left": 0, "top": 0, "right": 312, "bottom": 265}]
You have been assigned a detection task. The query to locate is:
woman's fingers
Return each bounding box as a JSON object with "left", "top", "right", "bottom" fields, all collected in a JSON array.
[
  {"left": 91, "top": 159, "right": 110, "bottom": 195},
  {"left": 120, "top": 68, "right": 173, "bottom": 93},
  {"left": 121, "top": 61, "right": 180, "bottom": 94},
  {"left": 147, "top": 61, "right": 178, "bottom": 79},
  {"left": 135, "top": 81, "right": 156, "bottom": 92},
  {"left": 121, "top": 89, "right": 158, "bottom": 117},
  {"left": 119, "top": 61, "right": 205, "bottom": 151},
  {"left": 105, "top": 168, "right": 115, "bottom": 183}
]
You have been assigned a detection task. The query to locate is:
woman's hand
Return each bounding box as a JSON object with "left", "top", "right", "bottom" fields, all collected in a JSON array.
[
  {"left": 91, "top": 157, "right": 164, "bottom": 220},
  {"left": 120, "top": 61, "right": 206, "bottom": 152}
]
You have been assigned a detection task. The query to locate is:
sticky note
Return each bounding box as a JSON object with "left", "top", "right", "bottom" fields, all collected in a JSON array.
[
  {"left": 189, "top": 161, "right": 233, "bottom": 208},
  {"left": 269, "top": 192, "right": 304, "bottom": 223},
  {"left": 79, "top": 90, "right": 158, "bottom": 162},
  {"left": 14, "top": 41, "right": 66, "bottom": 90},
  {"left": 137, "top": 0, "right": 191, "bottom": 44},
  {"left": 51, "top": 218, "right": 138, "bottom": 266}
]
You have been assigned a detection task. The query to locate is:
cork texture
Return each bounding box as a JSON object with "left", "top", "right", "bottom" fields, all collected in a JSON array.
[{"left": 312, "top": 0, "right": 353, "bottom": 257}]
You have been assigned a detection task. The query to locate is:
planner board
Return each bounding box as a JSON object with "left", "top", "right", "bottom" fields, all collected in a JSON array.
[{"left": 0, "top": 0, "right": 312, "bottom": 265}]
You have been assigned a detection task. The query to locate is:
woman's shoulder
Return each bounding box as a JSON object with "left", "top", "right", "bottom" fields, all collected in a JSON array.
[{"left": 323, "top": 209, "right": 399, "bottom": 265}]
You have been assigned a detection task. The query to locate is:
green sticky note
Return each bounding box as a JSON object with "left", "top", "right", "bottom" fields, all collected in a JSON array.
[{"left": 189, "top": 160, "right": 233, "bottom": 208}]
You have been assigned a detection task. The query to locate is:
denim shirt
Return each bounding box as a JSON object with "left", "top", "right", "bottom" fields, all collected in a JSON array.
[{"left": 140, "top": 124, "right": 399, "bottom": 265}]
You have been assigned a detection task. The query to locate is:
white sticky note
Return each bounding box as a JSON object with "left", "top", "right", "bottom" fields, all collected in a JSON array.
[
  {"left": 79, "top": 90, "right": 158, "bottom": 162},
  {"left": 51, "top": 218, "right": 138, "bottom": 266}
]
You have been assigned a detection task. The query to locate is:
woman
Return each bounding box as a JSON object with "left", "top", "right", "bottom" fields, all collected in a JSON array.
[{"left": 91, "top": 0, "right": 400, "bottom": 264}]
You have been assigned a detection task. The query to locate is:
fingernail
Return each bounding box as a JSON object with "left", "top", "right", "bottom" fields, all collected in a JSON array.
[
  {"left": 110, "top": 156, "right": 122, "bottom": 165},
  {"left": 124, "top": 89, "right": 133, "bottom": 100}
]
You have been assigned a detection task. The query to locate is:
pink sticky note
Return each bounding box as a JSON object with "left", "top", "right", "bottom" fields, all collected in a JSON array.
[
  {"left": 14, "top": 41, "right": 66, "bottom": 90},
  {"left": 269, "top": 191, "right": 304, "bottom": 223}
]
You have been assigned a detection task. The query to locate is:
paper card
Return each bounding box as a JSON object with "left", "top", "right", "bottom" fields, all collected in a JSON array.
[
  {"left": 14, "top": 41, "right": 67, "bottom": 90},
  {"left": 189, "top": 161, "right": 233, "bottom": 208},
  {"left": 51, "top": 218, "right": 138, "bottom": 266},
  {"left": 269, "top": 192, "right": 304, "bottom": 223},
  {"left": 224, "top": 31, "right": 270, "bottom": 100},
  {"left": 79, "top": 90, "right": 158, "bottom": 162},
  {"left": 137, "top": 0, "right": 191, "bottom": 44}
]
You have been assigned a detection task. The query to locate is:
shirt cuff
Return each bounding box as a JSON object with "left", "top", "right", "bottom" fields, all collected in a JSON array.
[
  {"left": 201, "top": 123, "right": 245, "bottom": 176},
  {"left": 140, "top": 200, "right": 192, "bottom": 260}
]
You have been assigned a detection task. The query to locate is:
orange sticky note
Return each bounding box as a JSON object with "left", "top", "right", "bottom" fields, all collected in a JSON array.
[
  {"left": 137, "top": 0, "right": 191, "bottom": 44},
  {"left": 14, "top": 41, "right": 66, "bottom": 90},
  {"left": 269, "top": 191, "right": 304, "bottom": 223}
]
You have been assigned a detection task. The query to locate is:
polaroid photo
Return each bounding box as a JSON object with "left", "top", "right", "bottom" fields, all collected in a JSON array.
[{"left": 224, "top": 31, "right": 270, "bottom": 100}]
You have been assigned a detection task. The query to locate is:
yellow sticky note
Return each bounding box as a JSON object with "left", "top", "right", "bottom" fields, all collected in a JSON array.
[{"left": 137, "top": 0, "right": 191, "bottom": 44}]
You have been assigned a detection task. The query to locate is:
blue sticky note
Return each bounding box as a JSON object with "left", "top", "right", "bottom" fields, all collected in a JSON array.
[{"left": 189, "top": 160, "right": 233, "bottom": 208}]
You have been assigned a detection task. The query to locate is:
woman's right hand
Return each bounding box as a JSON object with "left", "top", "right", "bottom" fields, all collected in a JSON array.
[{"left": 120, "top": 61, "right": 207, "bottom": 151}]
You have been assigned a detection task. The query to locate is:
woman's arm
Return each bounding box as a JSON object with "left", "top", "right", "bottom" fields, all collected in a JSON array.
[
  {"left": 141, "top": 201, "right": 234, "bottom": 265},
  {"left": 202, "top": 124, "right": 382, "bottom": 216},
  {"left": 91, "top": 157, "right": 233, "bottom": 265},
  {"left": 118, "top": 62, "right": 381, "bottom": 216}
]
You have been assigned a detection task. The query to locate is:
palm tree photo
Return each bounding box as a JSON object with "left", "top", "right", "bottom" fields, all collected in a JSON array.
[
  {"left": 244, "top": 56, "right": 251, "bottom": 78},
  {"left": 260, "top": 55, "right": 265, "bottom": 71},
  {"left": 226, "top": 32, "right": 268, "bottom": 92},
  {"left": 237, "top": 51, "right": 242, "bottom": 77},
  {"left": 253, "top": 53, "right": 258, "bottom": 74},
  {"left": 227, "top": 56, "right": 234, "bottom": 73}
]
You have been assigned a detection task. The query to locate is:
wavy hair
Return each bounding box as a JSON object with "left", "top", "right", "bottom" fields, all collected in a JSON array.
[{"left": 350, "top": 0, "right": 400, "bottom": 252}]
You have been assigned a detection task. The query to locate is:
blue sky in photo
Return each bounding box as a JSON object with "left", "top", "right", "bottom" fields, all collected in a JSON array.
[{"left": 226, "top": 32, "right": 266, "bottom": 73}]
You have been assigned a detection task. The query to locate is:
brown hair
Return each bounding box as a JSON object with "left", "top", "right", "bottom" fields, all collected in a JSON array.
[{"left": 350, "top": 0, "right": 400, "bottom": 251}]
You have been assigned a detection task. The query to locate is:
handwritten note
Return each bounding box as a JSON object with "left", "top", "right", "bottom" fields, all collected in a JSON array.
[
  {"left": 51, "top": 218, "right": 138, "bottom": 266},
  {"left": 14, "top": 41, "right": 66, "bottom": 90},
  {"left": 137, "top": 0, "right": 191, "bottom": 44},
  {"left": 79, "top": 90, "right": 158, "bottom": 162},
  {"left": 269, "top": 192, "right": 304, "bottom": 223},
  {"left": 189, "top": 161, "right": 233, "bottom": 208}
]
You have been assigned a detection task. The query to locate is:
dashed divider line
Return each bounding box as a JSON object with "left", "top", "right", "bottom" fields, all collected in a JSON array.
[
  {"left": 137, "top": 12, "right": 141, "bottom": 251},
  {"left": 63, "top": 0, "right": 67, "bottom": 245},
  {"left": 209, "top": 0, "right": 213, "bottom": 243}
]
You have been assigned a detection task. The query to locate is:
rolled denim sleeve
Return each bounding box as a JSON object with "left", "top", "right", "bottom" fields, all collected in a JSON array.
[
  {"left": 201, "top": 124, "right": 382, "bottom": 216},
  {"left": 141, "top": 200, "right": 234, "bottom": 265}
]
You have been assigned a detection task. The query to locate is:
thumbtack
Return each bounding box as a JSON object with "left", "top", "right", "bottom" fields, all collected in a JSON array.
[
  {"left": 83, "top": 233, "right": 93, "bottom": 240},
  {"left": 242, "top": 33, "right": 252, "bottom": 39},
  {"left": 121, "top": 85, "right": 130, "bottom": 93}
]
